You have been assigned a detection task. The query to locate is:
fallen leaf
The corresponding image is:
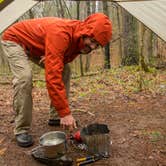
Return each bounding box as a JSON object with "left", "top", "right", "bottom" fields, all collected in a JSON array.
[
  {"left": 0, "top": 138, "right": 5, "bottom": 145},
  {"left": 0, "top": 148, "right": 7, "bottom": 156}
]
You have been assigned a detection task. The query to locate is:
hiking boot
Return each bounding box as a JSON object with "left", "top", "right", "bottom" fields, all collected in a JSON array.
[
  {"left": 48, "top": 119, "right": 60, "bottom": 126},
  {"left": 16, "top": 133, "right": 33, "bottom": 147}
]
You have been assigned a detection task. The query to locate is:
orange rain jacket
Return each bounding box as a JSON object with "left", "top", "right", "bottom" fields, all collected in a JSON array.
[{"left": 2, "top": 13, "right": 112, "bottom": 117}]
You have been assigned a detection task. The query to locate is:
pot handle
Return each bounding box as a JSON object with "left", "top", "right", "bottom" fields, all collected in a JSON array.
[{"left": 31, "top": 145, "right": 44, "bottom": 153}]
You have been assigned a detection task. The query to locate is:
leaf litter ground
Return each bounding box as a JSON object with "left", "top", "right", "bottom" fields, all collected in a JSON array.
[{"left": 0, "top": 67, "right": 166, "bottom": 166}]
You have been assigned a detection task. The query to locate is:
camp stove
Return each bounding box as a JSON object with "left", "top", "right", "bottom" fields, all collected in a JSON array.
[
  {"left": 31, "top": 146, "right": 73, "bottom": 166},
  {"left": 31, "top": 131, "right": 73, "bottom": 166}
]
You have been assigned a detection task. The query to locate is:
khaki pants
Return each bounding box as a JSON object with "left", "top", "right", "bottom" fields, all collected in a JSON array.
[{"left": 1, "top": 41, "right": 70, "bottom": 135}]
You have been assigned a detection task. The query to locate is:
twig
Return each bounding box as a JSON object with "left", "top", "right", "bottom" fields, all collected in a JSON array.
[{"left": 73, "top": 109, "right": 95, "bottom": 117}]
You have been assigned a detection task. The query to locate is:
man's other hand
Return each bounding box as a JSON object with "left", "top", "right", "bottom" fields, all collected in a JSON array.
[{"left": 60, "top": 114, "right": 77, "bottom": 131}]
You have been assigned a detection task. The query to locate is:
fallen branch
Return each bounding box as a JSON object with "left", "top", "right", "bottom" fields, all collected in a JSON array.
[{"left": 73, "top": 109, "right": 95, "bottom": 117}]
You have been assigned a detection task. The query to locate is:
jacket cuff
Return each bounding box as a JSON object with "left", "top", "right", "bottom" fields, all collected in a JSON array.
[{"left": 57, "top": 107, "right": 71, "bottom": 118}]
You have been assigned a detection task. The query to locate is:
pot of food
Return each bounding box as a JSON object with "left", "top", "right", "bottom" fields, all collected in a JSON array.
[{"left": 39, "top": 131, "right": 67, "bottom": 158}]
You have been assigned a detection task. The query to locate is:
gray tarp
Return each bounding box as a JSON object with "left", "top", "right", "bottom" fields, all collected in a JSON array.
[
  {"left": 0, "top": 0, "right": 38, "bottom": 33},
  {"left": 118, "top": 0, "right": 166, "bottom": 42}
]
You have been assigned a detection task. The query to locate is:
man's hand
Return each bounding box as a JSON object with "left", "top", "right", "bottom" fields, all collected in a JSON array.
[{"left": 60, "top": 114, "right": 77, "bottom": 131}]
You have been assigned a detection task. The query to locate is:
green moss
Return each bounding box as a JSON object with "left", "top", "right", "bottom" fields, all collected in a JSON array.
[{"left": 33, "top": 80, "right": 45, "bottom": 88}]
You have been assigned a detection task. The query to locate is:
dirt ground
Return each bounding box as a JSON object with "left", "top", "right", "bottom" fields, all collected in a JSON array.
[{"left": 0, "top": 68, "right": 166, "bottom": 166}]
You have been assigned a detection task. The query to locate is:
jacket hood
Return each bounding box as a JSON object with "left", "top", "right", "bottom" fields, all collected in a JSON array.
[{"left": 78, "top": 13, "right": 112, "bottom": 47}]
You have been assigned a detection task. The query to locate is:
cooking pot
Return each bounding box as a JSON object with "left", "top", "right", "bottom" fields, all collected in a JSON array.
[{"left": 39, "top": 131, "right": 67, "bottom": 158}]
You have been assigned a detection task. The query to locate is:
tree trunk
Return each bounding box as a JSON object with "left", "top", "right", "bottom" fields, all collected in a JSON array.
[
  {"left": 59, "top": 0, "right": 65, "bottom": 17},
  {"left": 143, "top": 28, "right": 152, "bottom": 64},
  {"left": 76, "top": 1, "right": 84, "bottom": 76},
  {"left": 62, "top": 0, "right": 72, "bottom": 18},
  {"left": 116, "top": 6, "right": 123, "bottom": 66},
  {"left": 54, "top": 0, "right": 60, "bottom": 17},
  {"left": 92, "top": 1, "right": 96, "bottom": 13},
  {"left": 103, "top": 1, "right": 111, "bottom": 69},
  {"left": 138, "top": 22, "right": 149, "bottom": 72},
  {"left": 122, "top": 10, "right": 139, "bottom": 66},
  {"left": 85, "top": 1, "right": 91, "bottom": 73}
]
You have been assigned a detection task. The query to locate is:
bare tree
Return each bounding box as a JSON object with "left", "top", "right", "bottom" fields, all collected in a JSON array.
[
  {"left": 59, "top": 0, "right": 65, "bottom": 17},
  {"left": 138, "top": 22, "right": 149, "bottom": 72},
  {"left": 103, "top": 1, "right": 111, "bottom": 69},
  {"left": 76, "top": 1, "right": 84, "bottom": 76},
  {"left": 121, "top": 10, "right": 139, "bottom": 66},
  {"left": 116, "top": 5, "right": 123, "bottom": 66},
  {"left": 85, "top": 1, "right": 91, "bottom": 73}
]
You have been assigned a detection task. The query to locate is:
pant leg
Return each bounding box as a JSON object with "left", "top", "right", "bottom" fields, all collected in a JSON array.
[
  {"left": 1, "top": 41, "right": 33, "bottom": 135},
  {"left": 49, "top": 63, "right": 71, "bottom": 119}
]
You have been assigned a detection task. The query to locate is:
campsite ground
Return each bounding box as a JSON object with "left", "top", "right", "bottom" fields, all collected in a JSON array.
[{"left": 0, "top": 67, "right": 166, "bottom": 166}]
